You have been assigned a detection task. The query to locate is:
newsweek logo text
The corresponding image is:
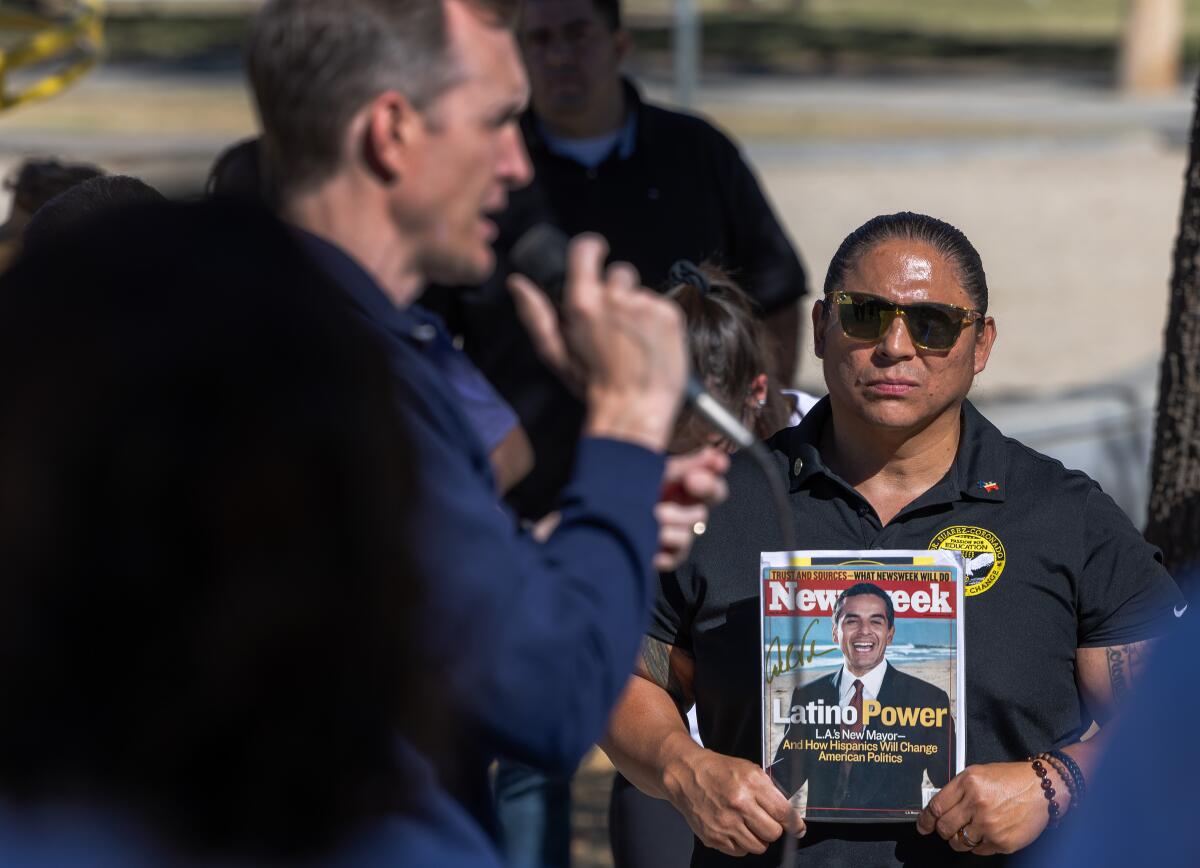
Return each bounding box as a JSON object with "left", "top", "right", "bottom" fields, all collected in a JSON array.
[{"left": 763, "top": 569, "right": 957, "bottom": 619}]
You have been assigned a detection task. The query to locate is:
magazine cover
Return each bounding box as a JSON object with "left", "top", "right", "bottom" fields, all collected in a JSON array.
[{"left": 760, "top": 550, "right": 965, "bottom": 822}]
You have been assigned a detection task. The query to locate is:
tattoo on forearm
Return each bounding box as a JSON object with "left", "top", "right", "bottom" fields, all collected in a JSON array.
[
  {"left": 1106, "top": 643, "right": 1147, "bottom": 705},
  {"left": 642, "top": 637, "right": 671, "bottom": 687},
  {"left": 640, "top": 637, "right": 688, "bottom": 711}
]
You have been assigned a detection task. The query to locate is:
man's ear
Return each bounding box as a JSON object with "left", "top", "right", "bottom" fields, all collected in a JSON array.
[
  {"left": 360, "top": 89, "right": 424, "bottom": 184},
  {"left": 811, "top": 299, "right": 827, "bottom": 359},
  {"left": 613, "top": 27, "right": 632, "bottom": 64},
  {"left": 973, "top": 316, "right": 997, "bottom": 376}
]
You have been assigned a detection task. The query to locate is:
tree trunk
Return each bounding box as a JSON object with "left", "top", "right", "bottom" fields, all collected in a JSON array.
[
  {"left": 1117, "top": 0, "right": 1184, "bottom": 95},
  {"left": 1146, "top": 75, "right": 1200, "bottom": 601}
]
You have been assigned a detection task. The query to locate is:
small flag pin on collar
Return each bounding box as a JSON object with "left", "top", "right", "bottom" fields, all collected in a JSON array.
[{"left": 977, "top": 480, "right": 1000, "bottom": 493}]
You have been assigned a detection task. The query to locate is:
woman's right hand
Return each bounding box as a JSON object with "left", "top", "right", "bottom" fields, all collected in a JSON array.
[{"left": 662, "top": 744, "right": 806, "bottom": 857}]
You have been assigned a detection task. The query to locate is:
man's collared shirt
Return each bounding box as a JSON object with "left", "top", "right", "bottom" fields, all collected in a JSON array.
[
  {"left": 298, "top": 230, "right": 517, "bottom": 456},
  {"left": 651, "top": 396, "right": 1183, "bottom": 867},
  {"left": 297, "top": 230, "right": 666, "bottom": 834}
]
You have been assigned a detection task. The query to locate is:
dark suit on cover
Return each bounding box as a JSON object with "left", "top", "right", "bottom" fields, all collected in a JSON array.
[{"left": 770, "top": 665, "right": 954, "bottom": 819}]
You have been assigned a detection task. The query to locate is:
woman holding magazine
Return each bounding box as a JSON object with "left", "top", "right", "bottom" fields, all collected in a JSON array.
[
  {"left": 610, "top": 260, "right": 809, "bottom": 868},
  {"left": 601, "top": 212, "right": 1183, "bottom": 867}
]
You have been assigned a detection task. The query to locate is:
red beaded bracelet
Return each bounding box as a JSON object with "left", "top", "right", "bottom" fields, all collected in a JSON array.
[
  {"left": 1038, "top": 752, "right": 1077, "bottom": 812},
  {"left": 1028, "top": 757, "right": 1061, "bottom": 829}
]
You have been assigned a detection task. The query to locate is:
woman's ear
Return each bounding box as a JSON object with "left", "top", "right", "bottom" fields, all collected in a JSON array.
[{"left": 747, "top": 372, "right": 769, "bottom": 410}]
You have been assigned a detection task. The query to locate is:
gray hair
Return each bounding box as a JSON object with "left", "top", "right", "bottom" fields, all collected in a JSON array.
[{"left": 247, "top": 0, "right": 500, "bottom": 194}]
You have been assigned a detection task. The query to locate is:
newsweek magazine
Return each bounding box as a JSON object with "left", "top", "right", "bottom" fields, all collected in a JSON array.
[{"left": 761, "top": 550, "right": 966, "bottom": 822}]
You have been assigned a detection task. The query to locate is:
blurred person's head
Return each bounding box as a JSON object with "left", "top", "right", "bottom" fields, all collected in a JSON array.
[
  {"left": 0, "top": 159, "right": 104, "bottom": 271},
  {"left": 247, "top": 0, "right": 533, "bottom": 295},
  {"left": 23, "top": 175, "right": 165, "bottom": 256},
  {"left": 666, "top": 261, "right": 787, "bottom": 454},
  {"left": 814, "top": 211, "right": 997, "bottom": 438},
  {"left": 518, "top": 0, "right": 629, "bottom": 138},
  {"left": 206, "top": 137, "right": 270, "bottom": 204},
  {"left": 2, "top": 158, "right": 104, "bottom": 235},
  {"left": 0, "top": 199, "right": 427, "bottom": 862}
]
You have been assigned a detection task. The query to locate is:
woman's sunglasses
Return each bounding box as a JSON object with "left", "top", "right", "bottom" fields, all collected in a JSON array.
[{"left": 825, "top": 291, "right": 984, "bottom": 352}]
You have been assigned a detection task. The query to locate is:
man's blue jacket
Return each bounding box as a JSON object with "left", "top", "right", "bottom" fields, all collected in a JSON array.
[{"left": 302, "top": 233, "right": 665, "bottom": 831}]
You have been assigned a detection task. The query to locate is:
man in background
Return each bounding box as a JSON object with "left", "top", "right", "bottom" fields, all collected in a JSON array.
[{"left": 426, "top": 0, "right": 807, "bottom": 524}]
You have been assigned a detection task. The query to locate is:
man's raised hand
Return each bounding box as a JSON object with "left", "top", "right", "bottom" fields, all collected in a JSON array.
[{"left": 508, "top": 233, "right": 688, "bottom": 453}]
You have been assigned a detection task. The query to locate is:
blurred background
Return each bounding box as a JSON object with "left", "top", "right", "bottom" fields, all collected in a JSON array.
[{"left": 1, "top": 0, "right": 1194, "bottom": 863}]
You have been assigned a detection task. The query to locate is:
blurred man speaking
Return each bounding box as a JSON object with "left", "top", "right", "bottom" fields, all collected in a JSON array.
[{"left": 247, "top": 0, "right": 720, "bottom": 846}]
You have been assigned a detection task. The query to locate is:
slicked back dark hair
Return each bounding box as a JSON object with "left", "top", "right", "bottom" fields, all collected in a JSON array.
[
  {"left": 248, "top": 0, "right": 515, "bottom": 195},
  {"left": 833, "top": 582, "right": 895, "bottom": 628},
  {"left": 592, "top": 0, "right": 621, "bottom": 30},
  {"left": 823, "top": 212, "right": 989, "bottom": 314}
]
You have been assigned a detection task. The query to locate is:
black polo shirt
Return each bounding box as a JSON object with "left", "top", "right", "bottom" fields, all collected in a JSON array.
[
  {"left": 423, "top": 80, "right": 808, "bottom": 519},
  {"left": 652, "top": 397, "right": 1183, "bottom": 868}
]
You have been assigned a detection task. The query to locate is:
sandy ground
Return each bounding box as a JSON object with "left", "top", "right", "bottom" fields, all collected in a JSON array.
[
  {"left": 1, "top": 65, "right": 1191, "bottom": 867},
  {"left": 766, "top": 137, "right": 1187, "bottom": 397},
  {"left": 2, "top": 69, "right": 1187, "bottom": 397}
]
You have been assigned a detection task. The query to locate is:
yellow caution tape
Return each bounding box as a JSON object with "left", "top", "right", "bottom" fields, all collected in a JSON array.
[{"left": 0, "top": 0, "right": 104, "bottom": 112}]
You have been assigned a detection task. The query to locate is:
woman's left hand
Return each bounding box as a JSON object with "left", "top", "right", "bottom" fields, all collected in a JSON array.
[
  {"left": 916, "top": 761, "right": 1058, "bottom": 856},
  {"left": 653, "top": 447, "right": 729, "bottom": 571}
]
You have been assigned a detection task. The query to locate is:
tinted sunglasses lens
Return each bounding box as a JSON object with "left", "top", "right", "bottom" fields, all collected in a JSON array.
[
  {"left": 906, "top": 306, "right": 960, "bottom": 349},
  {"left": 836, "top": 295, "right": 888, "bottom": 340}
]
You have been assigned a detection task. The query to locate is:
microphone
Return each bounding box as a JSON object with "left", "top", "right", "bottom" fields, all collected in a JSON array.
[
  {"left": 509, "top": 223, "right": 756, "bottom": 450},
  {"left": 512, "top": 225, "right": 801, "bottom": 866}
]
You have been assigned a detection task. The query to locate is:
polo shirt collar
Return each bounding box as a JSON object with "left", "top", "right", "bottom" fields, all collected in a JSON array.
[
  {"left": 521, "top": 77, "right": 646, "bottom": 163},
  {"left": 779, "top": 395, "right": 1008, "bottom": 504},
  {"left": 953, "top": 399, "right": 1008, "bottom": 502},
  {"left": 295, "top": 228, "right": 437, "bottom": 348}
]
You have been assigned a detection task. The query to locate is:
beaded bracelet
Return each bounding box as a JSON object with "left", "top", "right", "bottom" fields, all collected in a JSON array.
[
  {"left": 1038, "top": 752, "right": 1077, "bottom": 811},
  {"left": 1047, "top": 749, "right": 1087, "bottom": 804},
  {"left": 1028, "top": 757, "right": 1061, "bottom": 829}
]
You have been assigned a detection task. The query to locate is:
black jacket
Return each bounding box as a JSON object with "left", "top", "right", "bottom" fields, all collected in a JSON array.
[{"left": 424, "top": 80, "right": 807, "bottom": 518}]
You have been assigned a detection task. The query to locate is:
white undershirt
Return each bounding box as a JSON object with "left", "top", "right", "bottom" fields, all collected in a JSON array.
[
  {"left": 838, "top": 658, "right": 889, "bottom": 706},
  {"left": 536, "top": 112, "right": 637, "bottom": 169},
  {"left": 541, "top": 130, "right": 621, "bottom": 169},
  {"left": 781, "top": 389, "right": 820, "bottom": 428}
]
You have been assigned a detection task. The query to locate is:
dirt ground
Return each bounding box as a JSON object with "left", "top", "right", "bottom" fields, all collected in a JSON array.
[
  {"left": 2, "top": 67, "right": 1187, "bottom": 396},
  {"left": 1, "top": 63, "right": 1192, "bottom": 867}
]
